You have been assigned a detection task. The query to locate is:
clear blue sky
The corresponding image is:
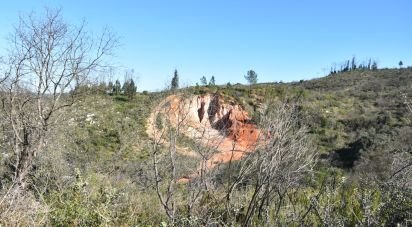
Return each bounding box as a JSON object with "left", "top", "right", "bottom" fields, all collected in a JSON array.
[{"left": 0, "top": 1, "right": 411, "bottom": 91}]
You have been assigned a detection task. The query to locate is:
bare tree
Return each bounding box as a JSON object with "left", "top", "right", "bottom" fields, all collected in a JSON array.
[
  {"left": 223, "top": 101, "right": 317, "bottom": 226},
  {"left": 149, "top": 91, "right": 192, "bottom": 221},
  {"left": 149, "top": 91, "right": 229, "bottom": 225},
  {"left": 0, "top": 8, "right": 117, "bottom": 189},
  {"left": 148, "top": 93, "right": 318, "bottom": 225}
]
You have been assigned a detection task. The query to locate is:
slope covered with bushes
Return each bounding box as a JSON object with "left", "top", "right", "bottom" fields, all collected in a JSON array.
[{"left": 1, "top": 68, "right": 411, "bottom": 225}]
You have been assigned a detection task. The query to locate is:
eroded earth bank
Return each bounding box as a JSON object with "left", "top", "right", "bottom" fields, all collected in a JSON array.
[{"left": 147, "top": 93, "right": 262, "bottom": 181}]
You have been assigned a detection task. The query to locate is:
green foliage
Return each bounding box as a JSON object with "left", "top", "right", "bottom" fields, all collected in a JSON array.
[
  {"left": 200, "top": 76, "right": 207, "bottom": 85},
  {"left": 379, "top": 185, "right": 412, "bottom": 225},
  {"left": 108, "top": 81, "right": 114, "bottom": 92},
  {"left": 2, "top": 68, "right": 412, "bottom": 225},
  {"left": 48, "top": 169, "right": 120, "bottom": 226},
  {"left": 209, "top": 75, "right": 216, "bottom": 86},
  {"left": 114, "top": 80, "right": 121, "bottom": 95},
  {"left": 171, "top": 69, "right": 179, "bottom": 90},
  {"left": 244, "top": 69, "right": 258, "bottom": 85},
  {"left": 123, "top": 78, "right": 137, "bottom": 99}
]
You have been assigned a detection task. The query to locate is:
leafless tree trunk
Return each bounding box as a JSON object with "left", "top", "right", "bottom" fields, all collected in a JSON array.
[
  {"left": 149, "top": 91, "right": 227, "bottom": 224},
  {"left": 0, "top": 8, "right": 117, "bottom": 189},
  {"left": 150, "top": 92, "right": 192, "bottom": 221},
  {"left": 223, "top": 101, "right": 317, "bottom": 226}
]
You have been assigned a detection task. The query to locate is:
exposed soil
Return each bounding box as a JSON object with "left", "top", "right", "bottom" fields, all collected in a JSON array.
[{"left": 146, "top": 93, "right": 261, "bottom": 181}]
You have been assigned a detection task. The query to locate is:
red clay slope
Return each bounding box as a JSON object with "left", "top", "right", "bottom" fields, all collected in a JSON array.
[{"left": 147, "top": 93, "right": 261, "bottom": 182}]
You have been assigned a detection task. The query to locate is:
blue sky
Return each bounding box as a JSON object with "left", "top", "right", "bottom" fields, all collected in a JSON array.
[{"left": 0, "top": 1, "right": 411, "bottom": 91}]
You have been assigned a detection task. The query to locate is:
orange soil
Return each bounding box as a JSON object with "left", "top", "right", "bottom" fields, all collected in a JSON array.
[{"left": 147, "top": 93, "right": 261, "bottom": 182}]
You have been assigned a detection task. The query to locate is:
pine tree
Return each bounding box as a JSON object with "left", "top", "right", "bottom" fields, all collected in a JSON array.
[
  {"left": 244, "top": 70, "right": 258, "bottom": 85},
  {"left": 245, "top": 70, "right": 258, "bottom": 94},
  {"left": 125, "top": 79, "right": 137, "bottom": 99},
  {"left": 114, "top": 80, "right": 121, "bottom": 95},
  {"left": 171, "top": 69, "right": 179, "bottom": 90},
  {"left": 372, "top": 61, "right": 378, "bottom": 71},
  {"left": 122, "top": 80, "right": 130, "bottom": 94},
  {"left": 108, "top": 81, "right": 114, "bottom": 94},
  {"left": 121, "top": 79, "right": 137, "bottom": 99},
  {"left": 351, "top": 56, "right": 357, "bottom": 71},
  {"left": 200, "top": 76, "right": 207, "bottom": 86},
  {"left": 209, "top": 76, "right": 216, "bottom": 86}
]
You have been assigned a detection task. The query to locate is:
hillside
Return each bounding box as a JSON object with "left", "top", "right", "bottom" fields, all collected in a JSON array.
[
  {"left": 191, "top": 68, "right": 412, "bottom": 171},
  {"left": 299, "top": 69, "right": 412, "bottom": 169},
  {"left": 1, "top": 68, "right": 412, "bottom": 225}
]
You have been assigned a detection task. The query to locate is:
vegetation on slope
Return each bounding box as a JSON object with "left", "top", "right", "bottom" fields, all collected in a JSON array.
[
  {"left": 0, "top": 10, "right": 410, "bottom": 224},
  {"left": 2, "top": 67, "right": 411, "bottom": 225}
]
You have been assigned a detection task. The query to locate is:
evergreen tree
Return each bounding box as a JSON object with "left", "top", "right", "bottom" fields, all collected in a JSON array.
[
  {"left": 108, "top": 81, "right": 114, "bottom": 94},
  {"left": 171, "top": 69, "right": 179, "bottom": 90},
  {"left": 200, "top": 76, "right": 207, "bottom": 86},
  {"left": 351, "top": 56, "right": 357, "bottom": 71},
  {"left": 343, "top": 60, "right": 350, "bottom": 72},
  {"left": 372, "top": 61, "right": 378, "bottom": 71},
  {"left": 399, "top": 61, "right": 403, "bottom": 69},
  {"left": 122, "top": 80, "right": 130, "bottom": 94},
  {"left": 209, "top": 76, "right": 216, "bottom": 86},
  {"left": 124, "top": 79, "right": 137, "bottom": 99},
  {"left": 245, "top": 70, "right": 257, "bottom": 94},
  {"left": 244, "top": 70, "right": 258, "bottom": 85},
  {"left": 114, "top": 80, "right": 121, "bottom": 95}
]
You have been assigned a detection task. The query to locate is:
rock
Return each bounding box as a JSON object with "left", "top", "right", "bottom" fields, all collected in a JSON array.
[
  {"left": 196, "top": 93, "right": 258, "bottom": 143},
  {"left": 197, "top": 96, "right": 206, "bottom": 122}
]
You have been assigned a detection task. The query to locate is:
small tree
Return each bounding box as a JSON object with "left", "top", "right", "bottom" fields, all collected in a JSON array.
[
  {"left": 0, "top": 8, "right": 117, "bottom": 188},
  {"left": 149, "top": 92, "right": 226, "bottom": 223},
  {"left": 209, "top": 76, "right": 216, "bottom": 86},
  {"left": 124, "top": 79, "right": 137, "bottom": 99},
  {"left": 200, "top": 76, "right": 207, "bottom": 86},
  {"left": 351, "top": 56, "right": 357, "bottom": 71},
  {"left": 399, "top": 61, "right": 403, "bottom": 69},
  {"left": 223, "top": 101, "right": 317, "bottom": 225},
  {"left": 244, "top": 70, "right": 258, "bottom": 94},
  {"left": 372, "top": 61, "right": 378, "bottom": 71},
  {"left": 122, "top": 80, "right": 129, "bottom": 93},
  {"left": 171, "top": 69, "right": 179, "bottom": 90},
  {"left": 108, "top": 81, "right": 114, "bottom": 94},
  {"left": 114, "top": 80, "right": 121, "bottom": 95},
  {"left": 244, "top": 70, "right": 258, "bottom": 85}
]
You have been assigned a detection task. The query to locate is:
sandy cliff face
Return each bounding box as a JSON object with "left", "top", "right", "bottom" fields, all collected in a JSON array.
[
  {"left": 147, "top": 93, "right": 261, "bottom": 176},
  {"left": 196, "top": 93, "right": 259, "bottom": 148}
]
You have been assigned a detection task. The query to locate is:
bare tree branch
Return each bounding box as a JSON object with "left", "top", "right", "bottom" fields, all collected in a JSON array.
[{"left": 0, "top": 8, "right": 118, "bottom": 189}]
